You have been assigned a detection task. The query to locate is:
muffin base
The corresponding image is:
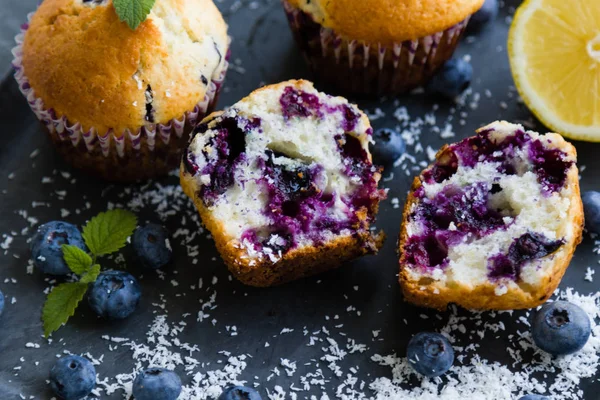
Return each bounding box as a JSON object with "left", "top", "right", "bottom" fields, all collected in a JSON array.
[
  {"left": 181, "top": 169, "right": 385, "bottom": 287},
  {"left": 12, "top": 14, "right": 228, "bottom": 182},
  {"left": 282, "top": 0, "right": 469, "bottom": 96}
]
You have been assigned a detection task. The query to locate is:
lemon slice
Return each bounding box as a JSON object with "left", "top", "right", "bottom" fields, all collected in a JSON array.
[{"left": 508, "top": 0, "right": 600, "bottom": 141}]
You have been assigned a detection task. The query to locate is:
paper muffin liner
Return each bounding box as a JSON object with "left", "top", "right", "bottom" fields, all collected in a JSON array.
[
  {"left": 282, "top": 0, "right": 469, "bottom": 96},
  {"left": 11, "top": 13, "right": 229, "bottom": 182}
]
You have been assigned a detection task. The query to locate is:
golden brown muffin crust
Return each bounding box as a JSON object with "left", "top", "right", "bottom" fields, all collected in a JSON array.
[
  {"left": 22, "top": 0, "right": 228, "bottom": 135},
  {"left": 286, "top": 0, "right": 484, "bottom": 45}
]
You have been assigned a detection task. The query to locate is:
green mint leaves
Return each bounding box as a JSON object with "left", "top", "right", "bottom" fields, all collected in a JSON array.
[
  {"left": 42, "top": 283, "right": 88, "bottom": 338},
  {"left": 82, "top": 209, "right": 138, "bottom": 256},
  {"left": 42, "top": 209, "right": 137, "bottom": 337},
  {"left": 61, "top": 245, "right": 92, "bottom": 275},
  {"left": 113, "top": 0, "right": 157, "bottom": 30}
]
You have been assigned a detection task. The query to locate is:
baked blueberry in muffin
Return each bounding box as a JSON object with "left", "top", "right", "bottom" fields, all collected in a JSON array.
[
  {"left": 181, "top": 80, "right": 386, "bottom": 286},
  {"left": 398, "top": 121, "right": 583, "bottom": 310}
]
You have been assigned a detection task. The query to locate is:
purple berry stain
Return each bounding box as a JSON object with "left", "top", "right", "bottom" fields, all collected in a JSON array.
[{"left": 488, "top": 232, "right": 564, "bottom": 281}]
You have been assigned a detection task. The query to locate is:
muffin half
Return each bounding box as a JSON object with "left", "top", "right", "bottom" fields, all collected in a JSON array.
[
  {"left": 398, "top": 121, "right": 583, "bottom": 310},
  {"left": 12, "top": 0, "right": 229, "bottom": 181},
  {"left": 181, "top": 80, "right": 386, "bottom": 286}
]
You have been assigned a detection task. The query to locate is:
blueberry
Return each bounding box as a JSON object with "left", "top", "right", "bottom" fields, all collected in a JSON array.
[
  {"left": 30, "top": 221, "right": 87, "bottom": 275},
  {"left": 582, "top": 191, "right": 600, "bottom": 234},
  {"left": 467, "top": 0, "right": 499, "bottom": 33},
  {"left": 370, "top": 128, "right": 406, "bottom": 167},
  {"left": 0, "top": 289, "right": 4, "bottom": 317},
  {"left": 531, "top": 301, "right": 591, "bottom": 356},
  {"left": 87, "top": 270, "right": 141, "bottom": 319},
  {"left": 519, "top": 395, "right": 551, "bottom": 400},
  {"left": 426, "top": 58, "right": 473, "bottom": 99},
  {"left": 219, "top": 386, "right": 262, "bottom": 400},
  {"left": 132, "top": 367, "right": 182, "bottom": 400},
  {"left": 406, "top": 332, "right": 454, "bottom": 377},
  {"left": 133, "top": 224, "right": 173, "bottom": 270},
  {"left": 49, "top": 355, "right": 96, "bottom": 400}
]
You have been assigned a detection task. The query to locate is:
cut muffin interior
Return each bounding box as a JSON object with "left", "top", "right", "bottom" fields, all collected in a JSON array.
[
  {"left": 399, "top": 121, "right": 583, "bottom": 310},
  {"left": 181, "top": 80, "right": 385, "bottom": 286}
]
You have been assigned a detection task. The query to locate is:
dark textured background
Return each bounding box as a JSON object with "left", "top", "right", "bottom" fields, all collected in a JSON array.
[{"left": 0, "top": 0, "right": 599, "bottom": 398}]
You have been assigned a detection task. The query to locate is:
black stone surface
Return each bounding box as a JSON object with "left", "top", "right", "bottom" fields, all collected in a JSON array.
[{"left": 0, "top": 0, "right": 599, "bottom": 398}]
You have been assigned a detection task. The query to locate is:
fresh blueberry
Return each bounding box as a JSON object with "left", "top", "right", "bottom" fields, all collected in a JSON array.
[
  {"left": 531, "top": 301, "right": 591, "bottom": 356},
  {"left": 582, "top": 191, "right": 600, "bottom": 234},
  {"left": 132, "top": 367, "right": 182, "bottom": 400},
  {"left": 133, "top": 223, "right": 173, "bottom": 270},
  {"left": 30, "top": 221, "right": 87, "bottom": 275},
  {"left": 87, "top": 270, "right": 141, "bottom": 319},
  {"left": 426, "top": 58, "right": 473, "bottom": 99},
  {"left": 370, "top": 128, "right": 406, "bottom": 167},
  {"left": 519, "top": 395, "right": 551, "bottom": 400},
  {"left": 49, "top": 355, "right": 96, "bottom": 400},
  {"left": 219, "top": 386, "right": 262, "bottom": 400},
  {"left": 406, "top": 332, "right": 454, "bottom": 377},
  {"left": 466, "top": 0, "right": 499, "bottom": 33}
]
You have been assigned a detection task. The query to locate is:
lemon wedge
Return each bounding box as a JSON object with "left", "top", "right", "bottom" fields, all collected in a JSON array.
[{"left": 508, "top": 0, "right": 600, "bottom": 141}]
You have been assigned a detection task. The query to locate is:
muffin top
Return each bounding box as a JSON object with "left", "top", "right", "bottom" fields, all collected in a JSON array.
[
  {"left": 286, "top": 0, "right": 483, "bottom": 45},
  {"left": 22, "top": 0, "right": 228, "bottom": 135}
]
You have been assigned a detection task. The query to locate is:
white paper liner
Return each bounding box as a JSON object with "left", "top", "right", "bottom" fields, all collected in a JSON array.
[
  {"left": 282, "top": 1, "right": 469, "bottom": 93},
  {"left": 11, "top": 13, "right": 229, "bottom": 159}
]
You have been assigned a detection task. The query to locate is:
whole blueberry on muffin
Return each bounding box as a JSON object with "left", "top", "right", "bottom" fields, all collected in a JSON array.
[
  {"left": 181, "top": 80, "right": 386, "bottom": 286},
  {"left": 282, "top": 0, "right": 483, "bottom": 95},
  {"left": 13, "top": 0, "right": 229, "bottom": 181}
]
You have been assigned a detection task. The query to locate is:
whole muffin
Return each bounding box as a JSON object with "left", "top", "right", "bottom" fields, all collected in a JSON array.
[
  {"left": 12, "top": 0, "right": 229, "bottom": 181},
  {"left": 282, "top": 0, "right": 483, "bottom": 96}
]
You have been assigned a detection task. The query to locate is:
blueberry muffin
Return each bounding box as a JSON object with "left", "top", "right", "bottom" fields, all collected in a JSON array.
[
  {"left": 13, "top": 0, "right": 229, "bottom": 181},
  {"left": 398, "top": 121, "right": 583, "bottom": 310},
  {"left": 181, "top": 80, "right": 386, "bottom": 286},
  {"left": 282, "top": 0, "right": 483, "bottom": 96}
]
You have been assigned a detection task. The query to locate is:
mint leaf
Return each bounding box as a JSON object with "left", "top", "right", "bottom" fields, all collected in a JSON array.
[
  {"left": 113, "top": 0, "right": 156, "bottom": 30},
  {"left": 61, "top": 245, "right": 92, "bottom": 275},
  {"left": 42, "top": 283, "right": 88, "bottom": 338},
  {"left": 82, "top": 209, "right": 137, "bottom": 256},
  {"left": 80, "top": 265, "right": 101, "bottom": 284}
]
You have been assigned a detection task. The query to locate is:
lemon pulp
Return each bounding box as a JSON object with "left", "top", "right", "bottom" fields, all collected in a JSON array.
[{"left": 509, "top": 0, "right": 600, "bottom": 141}]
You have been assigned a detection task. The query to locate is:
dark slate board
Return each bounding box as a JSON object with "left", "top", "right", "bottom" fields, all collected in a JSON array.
[{"left": 1, "top": 0, "right": 599, "bottom": 398}]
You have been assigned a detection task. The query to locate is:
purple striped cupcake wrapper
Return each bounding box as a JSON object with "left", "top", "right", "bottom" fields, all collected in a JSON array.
[{"left": 11, "top": 12, "right": 228, "bottom": 158}]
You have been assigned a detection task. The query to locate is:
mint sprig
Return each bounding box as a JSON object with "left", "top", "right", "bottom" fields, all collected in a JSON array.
[
  {"left": 42, "top": 209, "right": 137, "bottom": 338},
  {"left": 113, "top": 0, "right": 156, "bottom": 30}
]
